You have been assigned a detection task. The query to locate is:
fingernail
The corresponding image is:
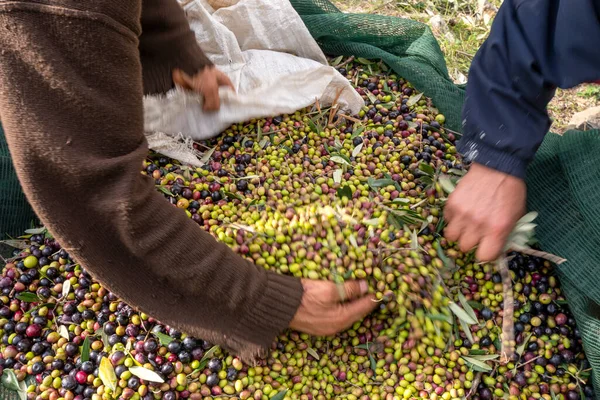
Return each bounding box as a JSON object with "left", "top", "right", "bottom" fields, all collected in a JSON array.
[{"left": 359, "top": 281, "right": 368, "bottom": 294}]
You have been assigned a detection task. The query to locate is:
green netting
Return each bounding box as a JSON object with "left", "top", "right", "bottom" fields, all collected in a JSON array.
[
  {"left": 0, "top": 0, "right": 598, "bottom": 394},
  {"left": 0, "top": 122, "right": 38, "bottom": 239}
]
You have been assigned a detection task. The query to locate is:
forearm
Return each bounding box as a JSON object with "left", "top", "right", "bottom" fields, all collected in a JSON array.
[
  {"left": 140, "top": 0, "right": 213, "bottom": 95},
  {"left": 0, "top": 3, "right": 302, "bottom": 357},
  {"left": 459, "top": 0, "right": 600, "bottom": 178}
]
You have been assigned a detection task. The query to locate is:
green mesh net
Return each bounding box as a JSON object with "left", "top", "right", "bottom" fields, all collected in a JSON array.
[{"left": 0, "top": 0, "right": 599, "bottom": 393}]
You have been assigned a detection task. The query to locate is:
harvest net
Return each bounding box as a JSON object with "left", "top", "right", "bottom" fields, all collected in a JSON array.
[{"left": 0, "top": 0, "right": 599, "bottom": 397}]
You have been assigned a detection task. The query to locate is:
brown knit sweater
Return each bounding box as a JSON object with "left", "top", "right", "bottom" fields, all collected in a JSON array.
[{"left": 0, "top": 0, "right": 303, "bottom": 359}]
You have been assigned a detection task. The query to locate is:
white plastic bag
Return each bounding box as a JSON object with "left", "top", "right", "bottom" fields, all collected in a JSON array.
[{"left": 143, "top": 0, "right": 363, "bottom": 165}]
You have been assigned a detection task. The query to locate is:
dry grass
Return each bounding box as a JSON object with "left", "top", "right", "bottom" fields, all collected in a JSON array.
[{"left": 332, "top": 0, "right": 599, "bottom": 132}]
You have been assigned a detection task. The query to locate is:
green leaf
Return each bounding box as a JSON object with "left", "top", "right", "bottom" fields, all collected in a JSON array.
[
  {"left": 330, "top": 155, "right": 351, "bottom": 166},
  {"left": 426, "top": 313, "right": 453, "bottom": 324},
  {"left": 62, "top": 279, "right": 71, "bottom": 298},
  {"left": 156, "top": 186, "right": 174, "bottom": 197},
  {"left": 1, "top": 369, "right": 21, "bottom": 391},
  {"left": 351, "top": 125, "right": 365, "bottom": 139},
  {"left": 406, "top": 92, "right": 424, "bottom": 107},
  {"left": 154, "top": 332, "right": 174, "bottom": 346},
  {"left": 550, "top": 389, "right": 559, "bottom": 400},
  {"left": 16, "top": 292, "right": 39, "bottom": 302},
  {"left": 199, "top": 345, "right": 220, "bottom": 368},
  {"left": 469, "top": 349, "right": 488, "bottom": 356},
  {"left": 369, "top": 354, "right": 377, "bottom": 372},
  {"left": 331, "top": 55, "right": 344, "bottom": 67},
  {"left": 407, "top": 121, "right": 419, "bottom": 129},
  {"left": 129, "top": 366, "right": 165, "bottom": 383},
  {"left": 348, "top": 235, "right": 359, "bottom": 249},
  {"left": 367, "top": 178, "right": 395, "bottom": 189},
  {"left": 459, "top": 318, "right": 474, "bottom": 344},
  {"left": 366, "top": 91, "right": 378, "bottom": 104},
  {"left": 352, "top": 142, "right": 364, "bottom": 157},
  {"left": 99, "top": 357, "right": 117, "bottom": 392},
  {"left": 457, "top": 293, "right": 478, "bottom": 323},
  {"left": 516, "top": 333, "right": 532, "bottom": 356},
  {"left": 24, "top": 227, "right": 46, "bottom": 235},
  {"left": 80, "top": 336, "right": 90, "bottom": 362},
  {"left": 448, "top": 302, "right": 478, "bottom": 325},
  {"left": 333, "top": 169, "right": 343, "bottom": 184},
  {"left": 307, "top": 348, "right": 320, "bottom": 360},
  {"left": 410, "top": 229, "right": 419, "bottom": 251},
  {"left": 259, "top": 137, "right": 270, "bottom": 149},
  {"left": 467, "top": 301, "right": 483, "bottom": 311},
  {"left": 281, "top": 145, "right": 293, "bottom": 155},
  {"left": 200, "top": 146, "right": 216, "bottom": 165},
  {"left": 438, "top": 175, "right": 457, "bottom": 194},
  {"left": 223, "top": 190, "right": 244, "bottom": 201},
  {"left": 270, "top": 389, "right": 289, "bottom": 400},
  {"left": 461, "top": 356, "right": 493, "bottom": 372},
  {"left": 518, "top": 212, "right": 538, "bottom": 224},
  {"left": 418, "top": 162, "right": 435, "bottom": 177},
  {"left": 334, "top": 137, "right": 343, "bottom": 149},
  {"left": 493, "top": 337, "right": 502, "bottom": 351},
  {"left": 356, "top": 57, "right": 375, "bottom": 65},
  {"left": 337, "top": 185, "right": 352, "bottom": 200},
  {"left": 467, "top": 354, "right": 500, "bottom": 362},
  {"left": 382, "top": 81, "right": 390, "bottom": 92},
  {"left": 307, "top": 119, "right": 322, "bottom": 134}
]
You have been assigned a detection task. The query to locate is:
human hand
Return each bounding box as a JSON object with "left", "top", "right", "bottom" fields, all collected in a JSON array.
[
  {"left": 444, "top": 162, "right": 526, "bottom": 262},
  {"left": 172, "top": 66, "right": 235, "bottom": 111},
  {"left": 289, "top": 279, "right": 377, "bottom": 336}
]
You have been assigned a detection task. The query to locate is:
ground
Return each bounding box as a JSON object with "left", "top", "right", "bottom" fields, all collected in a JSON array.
[{"left": 332, "top": 0, "right": 599, "bottom": 133}]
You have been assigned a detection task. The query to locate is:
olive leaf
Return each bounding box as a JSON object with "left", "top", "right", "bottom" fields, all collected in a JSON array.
[
  {"left": 516, "top": 333, "right": 533, "bottom": 357},
  {"left": 99, "top": 357, "right": 117, "bottom": 392},
  {"left": 448, "top": 302, "right": 478, "bottom": 325},
  {"left": 333, "top": 169, "right": 343, "bottom": 184},
  {"left": 1, "top": 369, "right": 21, "bottom": 392},
  {"left": 467, "top": 354, "right": 500, "bottom": 362},
  {"left": 438, "top": 175, "right": 457, "bottom": 194},
  {"left": 448, "top": 168, "right": 466, "bottom": 176},
  {"left": 366, "top": 91, "right": 378, "bottom": 105},
  {"left": 80, "top": 336, "right": 90, "bottom": 362},
  {"left": 200, "top": 146, "right": 216, "bottom": 165},
  {"left": 24, "top": 227, "right": 46, "bottom": 235},
  {"left": 426, "top": 313, "right": 453, "bottom": 324},
  {"left": 369, "top": 354, "right": 377, "bottom": 373},
  {"left": 129, "top": 366, "right": 165, "bottom": 383},
  {"left": 356, "top": 57, "right": 375, "bottom": 65},
  {"left": 406, "top": 92, "right": 424, "bottom": 107},
  {"left": 459, "top": 318, "right": 475, "bottom": 344},
  {"left": 59, "top": 325, "right": 69, "bottom": 340},
  {"left": 407, "top": 121, "right": 419, "bottom": 129},
  {"left": 330, "top": 155, "right": 351, "bottom": 167},
  {"left": 259, "top": 137, "right": 270, "bottom": 149},
  {"left": 418, "top": 162, "right": 435, "bottom": 177},
  {"left": 461, "top": 356, "right": 493, "bottom": 372},
  {"left": 330, "top": 55, "right": 344, "bottom": 67},
  {"left": 198, "top": 345, "right": 220, "bottom": 370},
  {"left": 382, "top": 81, "right": 390, "bottom": 92},
  {"left": 337, "top": 185, "right": 352, "bottom": 200},
  {"left": 348, "top": 235, "right": 359, "bottom": 249},
  {"left": 16, "top": 379, "right": 27, "bottom": 400},
  {"left": 334, "top": 137, "right": 343, "bottom": 149},
  {"left": 281, "top": 145, "right": 294, "bottom": 155},
  {"left": 270, "top": 389, "right": 289, "bottom": 400},
  {"left": 467, "top": 301, "right": 483, "bottom": 311},
  {"left": 223, "top": 191, "right": 244, "bottom": 201},
  {"left": 410, "top": 229, "right": 419, "bottom": 251},
  {"left": 457, "top": 293, "right": 478, "bottom": 324},
  {"left": 550, "top": 389, "right": 559, "bottom": 400},
  {"left": 156, "top": 186, "right": 174, "bottom": 197},
  {"left": 352, "top": 142, "right": 364, "bottom": 157},
  {"left": 16, "top": 292, "right": 39, "bottom": 302},
  {"left": 153, "top": 332, "right": 173, "bottom": 346},
  {"left": 62, "top": 279, "right": 71, "bottom": 298},
  {"left": 469, "top": 349, "right": 488, "bottom": 356},
  {"left": 367, "top": 178, "right": 395, "bottom": 189},
  {"left": 351, "top": 125, "right": 365, "bottom": 139},
  {"left": 307, "top": 119, "right": 322, "bottom": 134},
  {"left": 307, "top": 348, "right": 320, "bottom": 360}
]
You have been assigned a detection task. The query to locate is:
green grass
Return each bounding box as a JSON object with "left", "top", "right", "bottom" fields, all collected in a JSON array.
[{"left": 332, "top": 0, "right": 599, "bottom": 132}]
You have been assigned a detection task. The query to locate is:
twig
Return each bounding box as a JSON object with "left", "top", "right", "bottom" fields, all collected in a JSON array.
[
  {"left": 466, "top": 372, "right": 483, "bottom": 399},
  {"left": 337, "top": 56, "right": 356, "bottom": 69},
  {"left": 338, "top": 113, "right": 362, "bottom": 124},
  {"left": 498, "top": 256, "right": 515, "bottom": 364},
  {"left": 510, "top": 244, "right": 567, "bottom": 265}
]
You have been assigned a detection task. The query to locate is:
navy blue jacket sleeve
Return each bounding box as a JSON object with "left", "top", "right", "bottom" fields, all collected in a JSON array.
[{"left": 458, "top": 0, "right": 600, "bottom": 179}]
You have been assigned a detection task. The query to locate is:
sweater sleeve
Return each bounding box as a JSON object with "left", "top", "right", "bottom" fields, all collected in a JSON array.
[
  {"left": 0, "top": 3, "right": 302, "bottom": 358},
  {"left": 139, "top": 0, "right": 214, "bottom": 95},
  {"left": 458, "top": 0, "right": 600, "bottom": 179}
]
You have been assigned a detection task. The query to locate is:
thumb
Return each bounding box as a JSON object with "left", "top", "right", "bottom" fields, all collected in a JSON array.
[
  {"left": 341, "top": 280, "right": 369, "bottom": 302},
  {"left": 217, "top": 71, "right": 236, "bottom": 93}
]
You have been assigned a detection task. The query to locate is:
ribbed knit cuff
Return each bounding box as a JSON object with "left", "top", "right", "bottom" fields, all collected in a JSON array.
[
  {"left": 141, "top": 34, "right": 213, "bottom": 96},
  {"left": 457, "top": 137, "right": 529, "bottom": 180},
  {"left": 235, "top": 272, "right": 304, "bottom": 348}
]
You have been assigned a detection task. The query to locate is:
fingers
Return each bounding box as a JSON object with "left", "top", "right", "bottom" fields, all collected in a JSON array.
[
  {"left": 342, "top": 280, "right": 369, "bottom": 302},
  {"left": 476, "top": 222, "right": 513, "bottom": 262},
  {"left": 217, "top": 71, "right": 236, "bottom": 92},
  {"left": 335, "top": 295, "right": 378, "bottom": 331},
  {"left": 202, "top": 80, "right": 220, "bottom": 111},
  {"left": 172, "top": 69, "right": 194, "bottom": 90}
]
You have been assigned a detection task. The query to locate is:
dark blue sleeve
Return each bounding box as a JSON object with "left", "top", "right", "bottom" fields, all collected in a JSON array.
[{"left": 458, "top": 0, "right": 600, "bottom": 179}]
